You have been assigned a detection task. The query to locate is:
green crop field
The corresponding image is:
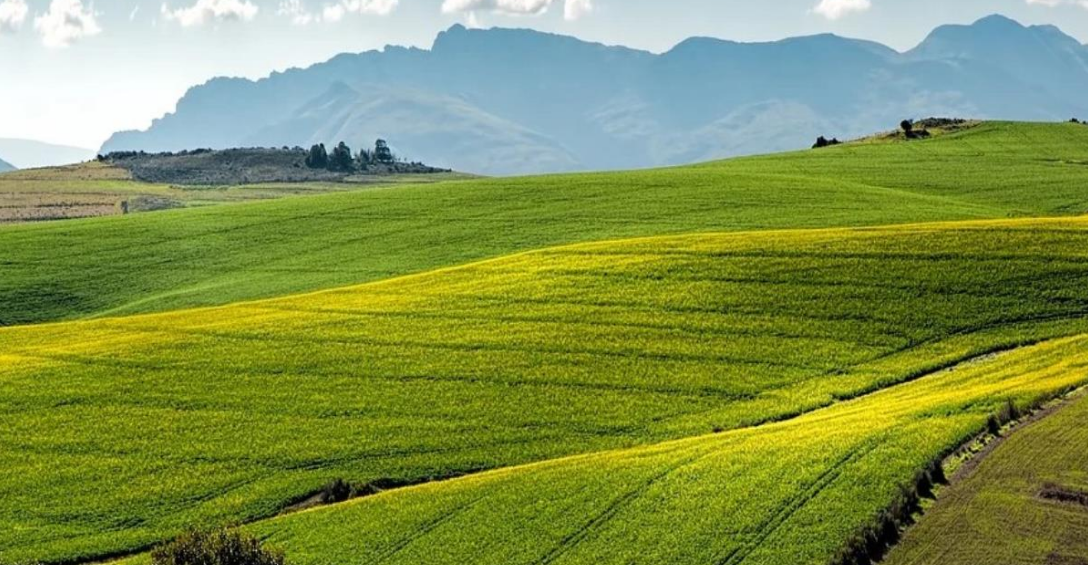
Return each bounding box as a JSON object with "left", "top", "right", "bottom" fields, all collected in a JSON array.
[
  {"left": 5, "top": 214, "right": 1088, "bottom": 562},
  {"left": 244, "top": 333, "right": 1088, "bottom": 565},
  {"left": 885, "top": 392, "right": 1088, "bottom": 565},
  {"left": 4, "top": 121, "right": 1088, "bottom": 565},
  {"left": 4, "top": 122, "right": 1088, "bottom": 327}
]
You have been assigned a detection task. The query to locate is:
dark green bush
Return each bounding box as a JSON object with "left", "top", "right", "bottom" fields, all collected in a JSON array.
[{"left": 151, "top": 527, "right": 285, "bottom": 565}]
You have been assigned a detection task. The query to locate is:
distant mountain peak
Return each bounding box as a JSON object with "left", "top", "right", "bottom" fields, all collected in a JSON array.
[
  {"left": 910, "top": 12, "right": 1086, "bottom": 59},
  {"left": 971, "top": 13, "right": 1023, "bottom": 28},
  {"left": 102, "top": 17, "right": 1088, "bottom": 174}
]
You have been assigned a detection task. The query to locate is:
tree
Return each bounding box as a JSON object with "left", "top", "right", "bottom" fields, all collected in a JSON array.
[
  {"left": 328, "top": 142, "right": 354, "bottom": 172},
  {"left": 151, "top": 528, "right": 286, "bottom": 565},
  {"left": 900, "top": 120, "right": 914, "bottom": 135},
  {"left": 374, "top": 139, "right": 394, "bottom": 164},
  {"left": 305, "top": 144, "right": 328, "bottom": 169},
  {"left": 356, "top": 148, "right": 373, "bottom": 169}
]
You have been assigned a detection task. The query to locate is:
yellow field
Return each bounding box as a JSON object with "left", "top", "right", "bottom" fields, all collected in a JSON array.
[{"left": 5, "top": 215, "right": 1088, "bottom": 562}]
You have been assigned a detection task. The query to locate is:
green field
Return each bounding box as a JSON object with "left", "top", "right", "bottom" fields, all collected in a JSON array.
[
  {"left": 4, "top": 121, "right": 1088, "bottom": 565},
  {"left": 5, "top": 215, "right": 1088, "bottom": 562},
  {"left": 6, "top": 122, "right": 1088, "bottom": 327},
  {"left": 245, "top": 334, "right": 1088, "bottom": 565},
  {"left": 886, "top": 392, "right": 1088, "bottom": 565}
]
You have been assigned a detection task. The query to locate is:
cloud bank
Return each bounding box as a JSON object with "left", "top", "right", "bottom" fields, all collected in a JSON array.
[
  {"left": 162, "top": 0, "right": 260, "bottom": 27},
  {"left": 812, "top": 0, "right": 871, "bottom": 20},
  {"left": 277, "top": 0, "right": 397, "bottom": 25},
  {"left": 34, "top": 0, "right": 100, "bottom": 47},
  {"left": 0, "top": 0, "right": 27, "bottom": 33},
  {"left": 441, "top": 0, "right": 593, "bottom": 21}
]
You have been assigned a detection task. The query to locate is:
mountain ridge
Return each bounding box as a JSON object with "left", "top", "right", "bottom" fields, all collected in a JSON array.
[{"left": 102, "top": 14, "right": 1088, "bottom": 175}]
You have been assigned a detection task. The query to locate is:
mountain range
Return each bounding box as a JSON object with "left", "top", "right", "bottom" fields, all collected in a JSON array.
[
  {"left": 102, "top": 15, "right": 1088, "bottom": 175},
  {"left": 0, "top": 139, "right": 96, "bottom": 170},
  {"left": 0, "top": 157, "right": 14, "bottom": 173}
]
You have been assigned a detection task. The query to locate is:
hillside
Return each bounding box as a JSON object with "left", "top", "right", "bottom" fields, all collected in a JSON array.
[
  {"left": 101, "top": 15, "right": 1088, "bottom": 174},
  {"left": 102, "top": 146, "right": 449, "bottom": 185},
  {"left": 5, "top": 216, "right": 1088, "bottom": 563},
  {"left": 251, "top": 334, "right": 1088, "bottom": 565},
  {"left": 3, "top": 122, "right": 1087, "bottom": 327},
  {"left": 0, "top": 157, "right": 14, "bottom": 173}
]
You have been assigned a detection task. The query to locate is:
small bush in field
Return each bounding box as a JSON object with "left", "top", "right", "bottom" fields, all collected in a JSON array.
[{"left": 151, "top": 528, "right": 285, "bottom": 565}]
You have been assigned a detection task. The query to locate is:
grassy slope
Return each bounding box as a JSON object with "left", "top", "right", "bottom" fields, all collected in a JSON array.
[
  {"left": 6, "top": 122, "right": 1088, "bottom": 326},
  {"left": 885, "top": 393, "right": 1088, "bottom": 565},
  {"left": 247, "top": 335, "right": 1088, "bottom": 565},
  {"left": 6, "top": 217, "right": 1088, "bottom": 561}
]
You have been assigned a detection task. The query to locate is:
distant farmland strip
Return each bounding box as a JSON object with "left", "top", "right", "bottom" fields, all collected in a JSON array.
[{"left": 5, "top": 216, "right": 1088, "bottom": 562}]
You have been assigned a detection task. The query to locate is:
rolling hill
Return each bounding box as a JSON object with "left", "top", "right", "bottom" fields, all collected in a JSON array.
[
  {"left": 4, "top": 122, "right": 1088, "bottom": 565},
  {"left": 101, "top": 15, "right": 1088, "bottom": 174},
  {"left": 5, "top": 122, "right": 1088, "bottom": 328},
  {"left": 5, "top": 216, "right": 1088, "bottom": 563}
]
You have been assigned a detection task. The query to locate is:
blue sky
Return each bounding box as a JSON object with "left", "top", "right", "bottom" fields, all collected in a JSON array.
[{"left": 1, "top": 0, "right": 1087, "bottom": 149}]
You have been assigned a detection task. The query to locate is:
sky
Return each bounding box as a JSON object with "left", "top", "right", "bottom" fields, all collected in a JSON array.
[{"left": 1, "top": 0, "right": 1087, "bottom": 149}]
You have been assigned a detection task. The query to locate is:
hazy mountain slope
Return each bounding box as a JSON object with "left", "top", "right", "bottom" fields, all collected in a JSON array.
[
  {"left": 0, "top": 157, "right": 14, "bottom": 172},
  {"left": 244, "top": 82, "right": 580, "bottom": 175},
  {"left": 0, "top": 139, "right": 95, "bottom": 169},
  {"left": 101, "top": 15, "right": 1088, "bottom": 174}
]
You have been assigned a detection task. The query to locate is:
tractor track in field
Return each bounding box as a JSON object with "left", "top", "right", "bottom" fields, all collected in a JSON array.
[
  {"left": 716, "top": 439, "right": 882, "bottom": 565},
  {"left": 69, "top": 339, "right": 1079, "bottom": 565}
]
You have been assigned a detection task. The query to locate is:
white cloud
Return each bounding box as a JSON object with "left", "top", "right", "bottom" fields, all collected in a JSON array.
[
  {"left": 278, "top": 0, "right": 314, "bottom": 24},
  {"left": 279, "top": 0, "right": 396, "bottom": 24},
  {"left": 442, "top": 0, "right": 593, "bottom": 19},
  {"left": 0, "top": 0, "right": 28, "bottom": 33},
  {"left": 129, "top": 5, "right": 140, "bottom": 21},
  {"left": 34, "top": 0, "right": 101, "bottom": 48},
  {"left": 333, "top": 0, "right": 398, "bottom": 16},
  {"left": 161, "top": 0, "right": 259, "bottom": 27},
  {"left": 812, "top": 0, "right": 871, "bottom": 20},
  {"left": 1025, "top": 0, "right": 1088, "bottom": 8},
  {"left": 563, "top": 0, "right": 591, "bottom": 20},
  {"left": 442, "top": 0, "right": 551, "bottom": 16}
]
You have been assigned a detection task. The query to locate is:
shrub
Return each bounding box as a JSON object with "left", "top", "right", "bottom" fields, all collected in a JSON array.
[
  {"left": 812, "top": 136, "right": 842, "bottom": 149},
  {"left": 151, "top": 527, "right": 285, "bottom": 565},
  {"left": 900, "top": 120, "right": 914, "bottom": 135},
  {"left": 320, "top": 478, "right": 353, "bottom": 504}
]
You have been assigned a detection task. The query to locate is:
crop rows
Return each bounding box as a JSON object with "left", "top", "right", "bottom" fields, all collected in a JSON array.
[
  {"left": 886, "top": 389, "right": 1088, "bottom": 564},
  {"left": 6, "top": 122, "right": 1088, "bottom": 327},
  {"left": 4, "top": 216, "right": 1088, "bottom": 562},
  {"left": 237, "top": 332, "right": 1088, "bottom": 565}
]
